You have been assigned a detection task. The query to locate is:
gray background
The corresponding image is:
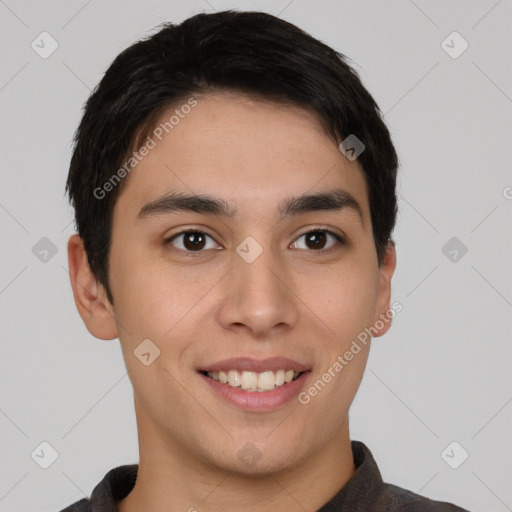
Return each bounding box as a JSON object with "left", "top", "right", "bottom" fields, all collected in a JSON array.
[{"left": 0, "top": 0, "right": 511, "bottom": 510}]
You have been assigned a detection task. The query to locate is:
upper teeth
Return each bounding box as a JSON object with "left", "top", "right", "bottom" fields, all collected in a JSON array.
[{"left": 206, "top": 369, "right": 300, "bottom": 391}]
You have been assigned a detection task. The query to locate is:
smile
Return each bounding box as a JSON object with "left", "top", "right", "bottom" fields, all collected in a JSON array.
[{"left": 204, "top": 369, "right": 302, "bottom": 392}]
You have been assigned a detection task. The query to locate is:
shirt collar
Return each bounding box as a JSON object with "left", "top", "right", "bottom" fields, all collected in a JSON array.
[{"left": 318, "top": 440, "right": 386, "bottom": 510}]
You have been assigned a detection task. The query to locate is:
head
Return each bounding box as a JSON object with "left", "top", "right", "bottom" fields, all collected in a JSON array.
[{"left": 67, "top": 10, "right": 398, "bottom": 475}]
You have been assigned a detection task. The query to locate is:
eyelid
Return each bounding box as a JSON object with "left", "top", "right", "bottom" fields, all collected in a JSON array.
[{"left": 294, "top": 224, "right": 346, "bottom": 241}]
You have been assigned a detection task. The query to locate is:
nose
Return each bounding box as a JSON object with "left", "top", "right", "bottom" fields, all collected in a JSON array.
[{"left": 215, "top": 245, "right": 300, "bottom": 338}]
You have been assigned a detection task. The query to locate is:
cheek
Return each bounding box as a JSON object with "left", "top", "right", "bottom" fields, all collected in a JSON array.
[
  {"left": 110, "top": 250, "right": 190, "bottom": 330},
  {"left": 298, "top": 266, "right": 376, "bottom": 419},
  {"left": 109, "top": 251, "right": 221, "bottom": 373},
  {"left": 304, "top": 261, "right": 379, "bottom": 344}
]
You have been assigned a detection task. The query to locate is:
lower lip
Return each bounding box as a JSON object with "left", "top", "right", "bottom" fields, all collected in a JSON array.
[{"left": 199, "top": 371, "right": 311, "bottom": 411}]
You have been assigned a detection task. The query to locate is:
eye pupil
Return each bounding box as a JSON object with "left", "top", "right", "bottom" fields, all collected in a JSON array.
[
  {"left": 184, "top": 232, "right": 206, "bottom": 251},
  {"left": 306, "top": 231, "right": 326, "bottom": 249}
]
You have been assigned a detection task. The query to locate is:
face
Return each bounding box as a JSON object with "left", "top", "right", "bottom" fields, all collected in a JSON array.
[{"left": 71, "top": 91, "right": 395, "bottom": 475}]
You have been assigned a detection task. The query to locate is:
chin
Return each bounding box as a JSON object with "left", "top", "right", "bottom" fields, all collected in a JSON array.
[
  {"left": 220, "top": 453, "right": 300, "bottom": 477},
  {"left": 204, "top": 438, "right": 307, "bottom": 477}
]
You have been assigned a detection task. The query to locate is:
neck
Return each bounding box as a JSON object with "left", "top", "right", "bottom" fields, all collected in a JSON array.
[{"left": 118, "top": 404, "right": 356, "bottom": 512}]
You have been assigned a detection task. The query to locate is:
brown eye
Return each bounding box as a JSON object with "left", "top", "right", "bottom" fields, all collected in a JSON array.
[
  {"left": 166, "top": 230, "right": 219, "bottom": 252},
  {"left": 305, "top": 231, "right": 327, "bottom": 249},
  {"left": 291, "top": 230, "right": 343, "bottom": 251},
  {"left": 182, "top": 232, "right": 206, "bottom": 250}
]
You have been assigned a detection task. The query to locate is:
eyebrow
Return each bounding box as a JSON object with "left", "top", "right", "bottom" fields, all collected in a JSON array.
[{"left": 137, "top": 188, "right": 363, "bottom": 222}]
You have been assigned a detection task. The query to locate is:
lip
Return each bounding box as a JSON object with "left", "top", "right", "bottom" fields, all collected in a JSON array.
[
  {"left": 198, "top": 356, "right": 310, "bottom": 373},
  {"left": 199, "top": 369, "right": 311, "bottom": 412}
]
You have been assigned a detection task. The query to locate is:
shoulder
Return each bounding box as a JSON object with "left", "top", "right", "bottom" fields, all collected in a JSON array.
[
  {"left": 57, "top": 464, "right": 138, "bottom": 512},
  {"left": 320, "top": 441, "right": 470, "bottom": 511},
  {"left": 381, "top": 482, "right": 470, "bottom": 511},
  {"left": 58, "top": 498, "right": 91, "bottom": 512}
]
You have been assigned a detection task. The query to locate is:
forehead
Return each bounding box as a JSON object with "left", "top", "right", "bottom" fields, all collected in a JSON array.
[{"left": 115, "top": 91, "right": 370, "bottom": 221}]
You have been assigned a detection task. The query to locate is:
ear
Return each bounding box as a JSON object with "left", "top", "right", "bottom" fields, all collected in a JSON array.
[
  {"left": 371, "top": 240, "right": 397, "bottom": 338},
  {"left": 67, "top": 234, "right": 118, "bottom": 340}
]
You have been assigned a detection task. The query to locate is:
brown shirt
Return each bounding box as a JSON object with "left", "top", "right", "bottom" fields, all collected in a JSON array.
[{"left": 59, "top": 440, "right": 470, "bottom": 511}]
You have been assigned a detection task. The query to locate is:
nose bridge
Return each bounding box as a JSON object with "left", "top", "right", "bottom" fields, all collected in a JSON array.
[
  {"left": 215, "top": 235, "right": 299, "bottom": 335},
  {"left": 237, "top": 244, "right": 282, "bottom": 298}
]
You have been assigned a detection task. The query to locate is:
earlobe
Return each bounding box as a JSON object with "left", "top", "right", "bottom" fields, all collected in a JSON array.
[
  {"left": 372, "top": 240, "right": 397, "bottom": 338},
  {"left": 67, "top": 234, "right": 118, "bottom": 340}
]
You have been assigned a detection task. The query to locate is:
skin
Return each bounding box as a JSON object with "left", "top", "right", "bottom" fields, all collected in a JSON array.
[{"left": 68, "top": 90, "right": 396, "bottom": 512}]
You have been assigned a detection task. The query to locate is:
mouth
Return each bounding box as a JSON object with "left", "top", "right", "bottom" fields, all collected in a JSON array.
[
  {"left": 200, "top": 369, "right": 305, "bottom": 392},
  {"left": 197, "top": 357, "right": 311, "bottom": 410}
]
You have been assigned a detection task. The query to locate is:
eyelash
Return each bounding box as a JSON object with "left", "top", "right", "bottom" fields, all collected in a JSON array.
[{"left": 164, "top": 226, "right": 345, "bottom": 255}]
